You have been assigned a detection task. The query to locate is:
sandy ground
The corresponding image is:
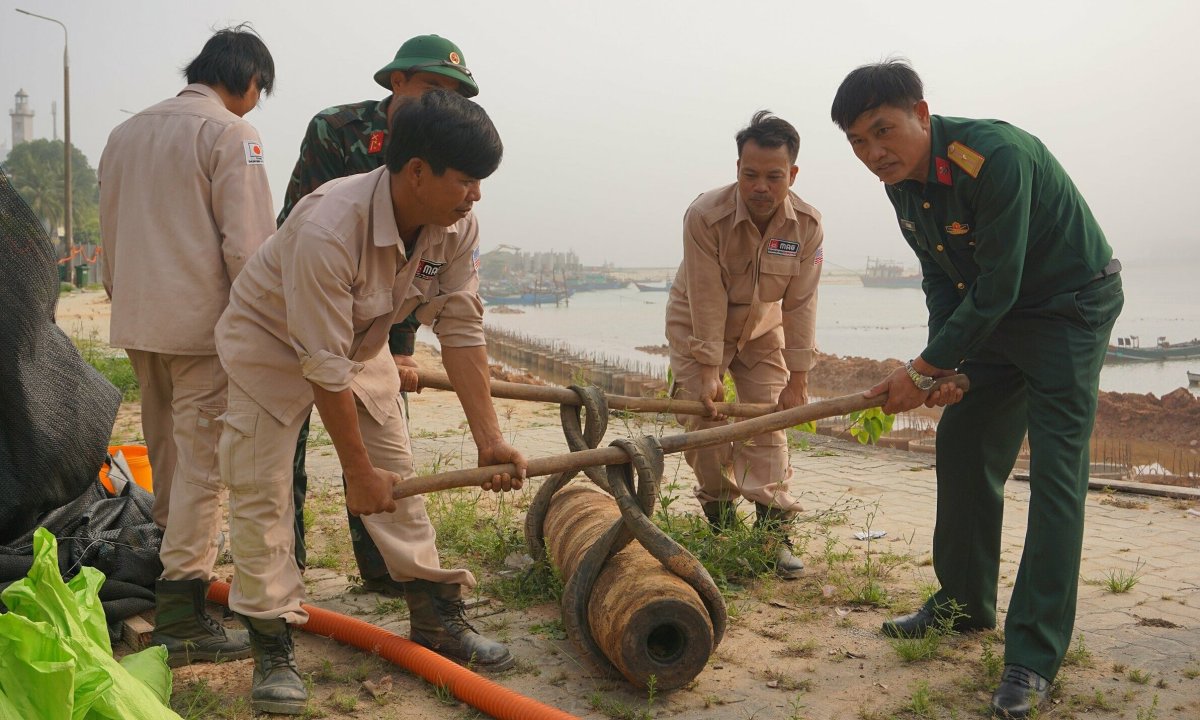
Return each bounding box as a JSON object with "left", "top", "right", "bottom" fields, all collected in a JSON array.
[{"left": 57, "top": 288, "right": 1200, "bottom": 720}]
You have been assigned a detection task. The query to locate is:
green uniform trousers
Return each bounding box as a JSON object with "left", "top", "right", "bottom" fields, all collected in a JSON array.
[{"left": 924, "top": 273, "right": 1122, "bottom": 681}]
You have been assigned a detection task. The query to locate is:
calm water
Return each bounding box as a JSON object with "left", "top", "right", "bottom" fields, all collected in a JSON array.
[{"left": 423, "top": 258, "right": 1198, "bottom": 397}]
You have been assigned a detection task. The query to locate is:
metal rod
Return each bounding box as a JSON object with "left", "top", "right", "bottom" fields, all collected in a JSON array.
[{"left": 394, "top": 374, "right": 968, "bottom": 498}]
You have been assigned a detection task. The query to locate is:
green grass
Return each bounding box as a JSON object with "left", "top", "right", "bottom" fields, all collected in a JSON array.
[
  {"left": 906, "top": 680, "right": 935, "bottom": 717},
  {"left": 887, "top": 600, "right": 967, "bottom": 662},
  {"left": 74, "top": 333, "right": 139, "bottom": 400},
  {"left": 426, "top": 487, "right": 563, "bottom": 607},
  {"left": 1101, "top": 559, "right": 1145, "bottom": 593},
  {"left": 171, "top": 679, "right": 254, "bottom": 719}
]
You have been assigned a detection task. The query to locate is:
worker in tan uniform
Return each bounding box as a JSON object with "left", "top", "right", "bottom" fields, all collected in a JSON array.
[
  {"left": 214, "top": 89, "right": 526, "bottom": 715},
  {"left": 98, "top": 25, "right": 276, "bottom": 666},
  {"left": 666, "top": 110, "right": 823, "bottom": 580}
]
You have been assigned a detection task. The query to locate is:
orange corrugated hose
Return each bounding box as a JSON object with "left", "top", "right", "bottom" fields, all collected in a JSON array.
[{"left": 208, "top": 581, "right": 578, "bottom": 720}]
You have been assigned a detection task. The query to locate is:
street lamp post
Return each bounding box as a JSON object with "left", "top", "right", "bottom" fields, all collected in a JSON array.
[{"left": 16, "top": 9, "right": 72, "bottom": 284}]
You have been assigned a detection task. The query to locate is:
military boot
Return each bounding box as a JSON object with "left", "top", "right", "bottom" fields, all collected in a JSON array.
[
  {"left": 701, "top": 500, "right": 738, "bottom": 533},
  {"left": 404, "top": 580, "right": 515, "bottom": 672},
  {"left": 754, "top": 504, "right": 805, "bottom": 580},
  {"left": 237, "top": 614, "right": 307, "bottom": 715},
  {"left": 152, "top": 578, "right": 252, "bottom": 667}
]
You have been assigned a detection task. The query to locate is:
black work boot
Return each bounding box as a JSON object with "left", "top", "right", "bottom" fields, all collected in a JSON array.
[
  {"left": 237, "top": 614, "right": 308, "bottom": 715},
  {"left": 700, "top": 500, "right": 738, "bottom": 533},
  {"left": 990, "top": 664, "right": 1051, "bottom": 718},
  {"left": 404, "top": 580, "right": 515, "bottom": 672},
  {"left": 152, "top": 578, "right": 251, "bottom": 667},
  {"left": 754, "top": 504, "right": 805, "bottom": 580}
]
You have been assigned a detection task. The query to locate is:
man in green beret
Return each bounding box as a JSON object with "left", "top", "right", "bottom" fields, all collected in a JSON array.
[
  {"left": 278, "top": 35, "right": 478, "bottom": 599},
  {"left": 831, "top": 60, "right": 1122, "bottom": 719}
]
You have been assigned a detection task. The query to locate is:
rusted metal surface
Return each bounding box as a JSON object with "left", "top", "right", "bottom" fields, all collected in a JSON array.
[{"left": 544, "top": 485, "right": 713, "bottom": 690}]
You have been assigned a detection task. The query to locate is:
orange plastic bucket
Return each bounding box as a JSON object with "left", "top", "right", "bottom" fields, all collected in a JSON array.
[{"left": 99, "top": 445, "right": 154, "bottom": 494}]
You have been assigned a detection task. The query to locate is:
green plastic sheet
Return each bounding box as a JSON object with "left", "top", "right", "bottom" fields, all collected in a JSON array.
[{"left": 0, "top": 528, "right": 180, "bottom": 719}]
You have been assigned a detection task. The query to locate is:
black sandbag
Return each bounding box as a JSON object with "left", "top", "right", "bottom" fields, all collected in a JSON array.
[{"left": 0, "top": 167, "right": 121, "bottom": 543}]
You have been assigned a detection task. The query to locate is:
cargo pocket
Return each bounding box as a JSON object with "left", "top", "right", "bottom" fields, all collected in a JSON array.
[
  {"left": 219, "top": 410, "right": 258, "bottom": 496},
  {"left": 190, "top": 404, "right": 224, "bottom": 491}
]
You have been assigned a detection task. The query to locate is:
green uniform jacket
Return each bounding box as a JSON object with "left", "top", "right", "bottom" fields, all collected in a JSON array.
[
  {"left": 885, "top": 115, "right": 1113, "bottom": 369},
  {"left": 278, "top": 97, "right": 419, "bottom": 351}
]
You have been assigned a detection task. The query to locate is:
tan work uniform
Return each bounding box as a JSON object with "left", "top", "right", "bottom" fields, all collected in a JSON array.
[
  {"left": 665, "top": 183, "right": 823, "bottom": 512},
  {"left": 98, "top": 83, "right": 275, "bottom": 580},
  {"left": 215, "top": 165, "right": 482, "bottom": 623}
]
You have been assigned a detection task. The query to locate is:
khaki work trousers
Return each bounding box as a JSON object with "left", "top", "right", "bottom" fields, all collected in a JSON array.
[
  {"left": 669, "top": 348, "right": 800, "bottom": 512},
  {"left": 125, "top": 350, "right": 226, "bottom": 580},
  {"left": 221, "top": 379, "right": 474, "bottom": 624}
]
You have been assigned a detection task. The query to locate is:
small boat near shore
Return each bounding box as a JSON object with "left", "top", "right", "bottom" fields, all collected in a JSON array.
[
  {"left": 482, "top": 289, "right": 573, "bottom": 306},
  {"left": 634, "top": 280, "right": 671, "bottom": 292},
  {"left": 1188, "top": 371, "right": 1200, "bottom": 385},
  {"left": 1106, "top": 336, "right": 1200, "bottom": 363},
  {"left": 860, "top": 257, "right": 922, "bottom": 289}
]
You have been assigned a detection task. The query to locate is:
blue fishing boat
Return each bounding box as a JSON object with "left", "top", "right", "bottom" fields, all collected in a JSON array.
[
  {"left": 1106, "top": 336, "right": 1200, "bottom": 363},
  {"left": 482, "top": 289, "right": 573, "bottom": 306}
]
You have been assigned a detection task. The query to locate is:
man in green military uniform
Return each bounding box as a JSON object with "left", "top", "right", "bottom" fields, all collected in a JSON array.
[
  {"left": 278, "top": 35, "right": 478, "bottom": 596},
  {"left": 831, "top": 61, "right": 1123, "bottom": 719}
]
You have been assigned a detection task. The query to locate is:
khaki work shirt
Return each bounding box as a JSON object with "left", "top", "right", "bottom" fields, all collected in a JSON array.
[
  {"left": 99, "top": 83, "right": 275, "bottom": 354},
  {"left": 666, "top": 183, "right": 823, "bottom": 371},
  {"left": 216, "top": 166, "right": 484, "bottom": 426}
]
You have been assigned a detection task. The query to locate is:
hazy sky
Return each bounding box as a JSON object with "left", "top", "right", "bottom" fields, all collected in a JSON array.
[{"left": 2, "top": 0, "right": 1196, "bottom": 270}]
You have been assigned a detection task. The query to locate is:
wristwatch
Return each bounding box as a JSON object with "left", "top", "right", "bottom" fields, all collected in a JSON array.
[{"left": 904, "top": 360, "right": 936, "bottom": 391}]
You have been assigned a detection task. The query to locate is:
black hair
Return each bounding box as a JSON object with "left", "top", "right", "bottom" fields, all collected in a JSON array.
[
  {"left": 184, "top": 24, "right": 275, "bottom": 97},
  {"left": 385, "top": 89, "right": 502, "bottom": 179},
  {"left": 830, "top": 59, "right": 923, "bottom": 131},
  {"left": 735, "top": 110, "right": 800, "bottom": 163}
]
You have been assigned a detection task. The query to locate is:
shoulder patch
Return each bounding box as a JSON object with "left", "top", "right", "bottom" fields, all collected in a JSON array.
[
  {"left": 947, "top": 141, "right": 985, "bottom": 178},
  {"left": 243, "top": 140, "right": 265, "bottom": 165}
]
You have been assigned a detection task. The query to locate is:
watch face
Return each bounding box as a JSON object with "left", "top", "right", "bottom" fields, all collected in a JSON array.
[{"left": 919, "top": 378, "right": 935, "bottom": 391}]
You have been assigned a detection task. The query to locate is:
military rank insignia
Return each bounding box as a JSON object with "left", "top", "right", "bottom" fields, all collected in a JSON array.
[
  {"left": 947, "top": 142, "right": 985, "bottom": 178},
  {"left": 368, "top": 131, "right": 385, "bottom": 155},
  {"left": 945, "top": 222, "right": 971, "bottom": 235},
  {"left": 935, "top": 157, "right": 952, "bottom": 185}
]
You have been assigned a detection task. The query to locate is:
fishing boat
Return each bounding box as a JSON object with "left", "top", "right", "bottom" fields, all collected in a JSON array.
[
  {"left": 1105, "top": 336, "right": 1200, "bottom": 363},
  {"left": 860, "top": 257, "right": 922, "bottom": 289},
  {"left": 481, "top": 289, "right": 573, "bottom": 306},
  {"left": 634, "top": 280, "right": 671, "bottom": 292},
  {"left": 1187, "top": 371, "right": 1200, "bottom": 385}
]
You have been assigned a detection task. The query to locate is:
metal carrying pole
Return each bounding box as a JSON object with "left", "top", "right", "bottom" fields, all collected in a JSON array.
[
  {"left": 396, "top": 373, "right": 967, "bottom": 499},
  {"left": 417, "top": 369, "right": 775, "bottom": 417}
]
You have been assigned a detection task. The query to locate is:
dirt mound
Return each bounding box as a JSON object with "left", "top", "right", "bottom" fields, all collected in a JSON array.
[
  {"left": 810, "top": 352, "right": 900, "bottom": 393},
  {"left": 488, "top": 363, "right": 546, "bottom": 385},
  {"left": 1094, "top": 387, "right": 1200, "bottom": 447}
]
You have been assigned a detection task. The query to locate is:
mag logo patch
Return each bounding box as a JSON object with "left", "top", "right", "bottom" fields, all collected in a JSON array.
[
  {"left": 766, "top": 238, "right": 799, "bottom": 257},
  {"left": 415, "top": 258, "right": 444, "bottom": 280}
]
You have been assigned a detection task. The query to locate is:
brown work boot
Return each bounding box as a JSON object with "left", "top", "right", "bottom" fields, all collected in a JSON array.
[
  {"left": 754, "top": 503, "right": 805, "bottom": 580},
  {"left": 404, "top": 580, "right": 515, "bottom": 672},
  {"left": 701, "top": 500, "right": 738, "bottom": 533},
  {"left": 237, "top": 614, "right": 308, "bottom": 715},
  {"left": 152, "top": 578, "right": 251, "bottom": 667}
]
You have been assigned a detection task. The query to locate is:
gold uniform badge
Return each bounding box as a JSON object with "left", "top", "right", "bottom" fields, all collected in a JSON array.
[{"left": 947, "top": 141, "right": 985, "bottom": 178}]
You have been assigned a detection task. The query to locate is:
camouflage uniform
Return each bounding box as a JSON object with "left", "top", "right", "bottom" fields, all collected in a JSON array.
[{"left": 280, "top": 96, "right": 418, "bottom": 580}]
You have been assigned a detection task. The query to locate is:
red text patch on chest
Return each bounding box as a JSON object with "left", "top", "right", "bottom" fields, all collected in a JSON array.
[
  {"left": 766, "top": 238, "right": 799, "bottom": 257},
  {"left": 415, "top": 258, "right": 444, "bottom": 280},
  {"left": 368, "top": 131, "right": 385, "bottom": 154}
]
